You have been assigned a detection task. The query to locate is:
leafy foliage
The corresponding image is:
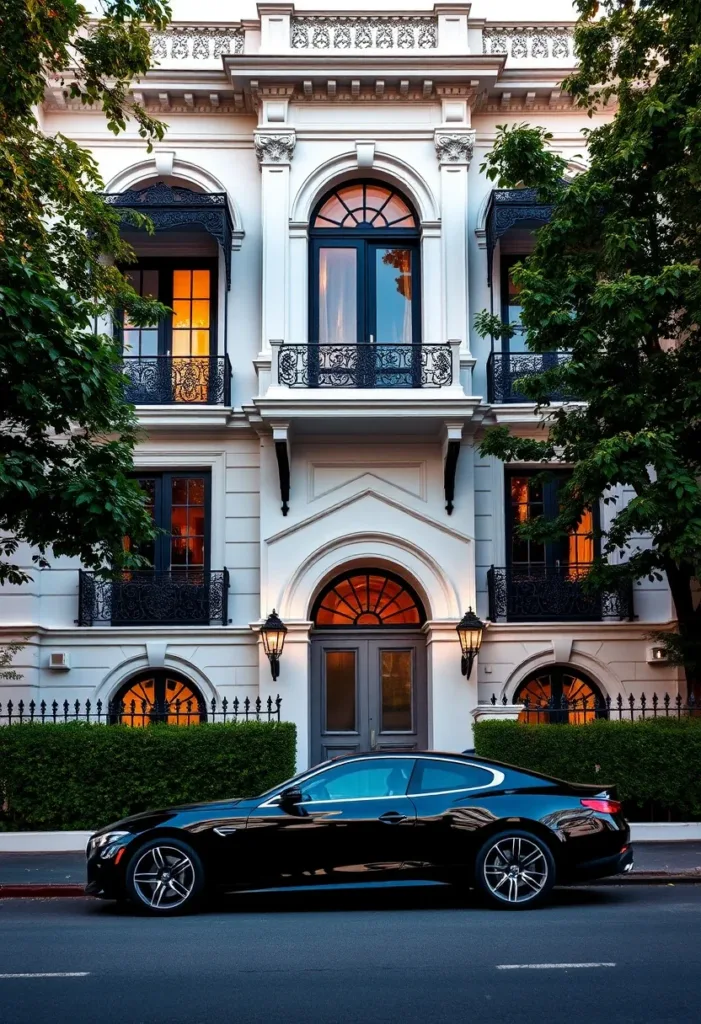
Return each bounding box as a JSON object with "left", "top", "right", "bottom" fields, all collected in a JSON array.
[
  {"left": 0, "top": 638, "right": 24, "bottom": 681},
  {"left": 474, "top": 718, "right": 701, "bottom": 820},
  {"left": 474, "top": 0, "right": 701, "bottom": 691},
  {"left": 0, "top": 721, "right": 297, "bottom": 831},
  {"left": 0, "top": 0, "right": 172, "bottom": 584}
]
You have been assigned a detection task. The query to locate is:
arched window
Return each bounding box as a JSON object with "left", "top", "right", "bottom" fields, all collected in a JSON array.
[
  {"left": 111, "top": 670, "right": 205, "bottom": 726},
  {"left": 514, "top": 667, "right": 606, "bottom": 725},
  {"left": 309, "top": 182, "right": 421, "bottom": 371},
  {"left": 312, "top": 570, "right": 426, "bottom": 628}
]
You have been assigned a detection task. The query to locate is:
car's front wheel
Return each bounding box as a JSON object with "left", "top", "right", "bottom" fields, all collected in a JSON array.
[
  {"left": 474, "top": 830, "right": 555, "bottom": 910},
  {"left": 124, "top": 838, "right": 204, "bottom": 915}
]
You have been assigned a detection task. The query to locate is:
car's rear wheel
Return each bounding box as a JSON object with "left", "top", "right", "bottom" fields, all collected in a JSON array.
[
  {"left": 474, "top": 830, "right": 555, "bottom": 910},
  {"left": 124, "top": 838, "right": 204, "bottom": 915}
]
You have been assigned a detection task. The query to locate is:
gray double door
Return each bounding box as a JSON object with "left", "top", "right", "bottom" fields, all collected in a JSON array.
[{"left": 311, "top": 633, "right": 427, "bottom": 764}]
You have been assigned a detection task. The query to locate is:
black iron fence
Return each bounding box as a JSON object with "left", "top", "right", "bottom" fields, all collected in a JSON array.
[
  {"left": 487, "top": 350, "right": 572, "bottom": 404},
  {"left": 122, "top": 355, "right": 232, "bottom": 406},
  {"left": 78, "top": 569, "right": 230, "bottom": 627},
  {"left": 489, "top": 692, "right": 697, "bottom": 722},
  {"left": 0, "top": 695, "right": 282, "bottom": 726},
  {"left": 277, "top": 343, "right": 453, "bottom": 388},
  {"left": 487, "top": 565, "right": 634, "bottom": 623}
]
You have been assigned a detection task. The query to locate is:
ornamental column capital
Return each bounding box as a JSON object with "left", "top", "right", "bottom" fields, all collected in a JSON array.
[
  {"left": 434, "top": 129, "right": 476, "bottom": 167},
  {"left": 254, "top": 129, "right": 297, "bottom": 166}
]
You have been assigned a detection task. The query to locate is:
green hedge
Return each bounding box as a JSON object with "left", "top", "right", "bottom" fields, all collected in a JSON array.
[
  {"left": 474, "top": 717, "right": 701, "bottom": 820},
  {"left": 0, "top": 721, "right": 296, "bottom": 831}
]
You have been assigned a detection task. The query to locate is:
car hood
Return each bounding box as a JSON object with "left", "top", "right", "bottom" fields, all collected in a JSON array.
[{"left": 94, "top": 798, "right": 244, "bottom": 836}]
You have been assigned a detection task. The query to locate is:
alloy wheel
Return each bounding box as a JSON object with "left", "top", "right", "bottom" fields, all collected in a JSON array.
[
  {"left": 482, "top": 836, "right": 549, "bottom": 904},
  {"left": 132, "top": 845, "right": 196, "bottom": 910}
]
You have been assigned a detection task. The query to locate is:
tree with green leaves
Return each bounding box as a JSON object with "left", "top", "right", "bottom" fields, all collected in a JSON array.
[
  {"left": 0, "top": 0, "right": 173, "bottom": 586},
  {"left": 474, "top": 0, "right": 701, "bottom": 697}
]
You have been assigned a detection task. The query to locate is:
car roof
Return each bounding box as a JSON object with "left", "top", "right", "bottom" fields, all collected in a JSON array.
[{"left": 328, "top": 750, "right": 489, "bottom": 764}]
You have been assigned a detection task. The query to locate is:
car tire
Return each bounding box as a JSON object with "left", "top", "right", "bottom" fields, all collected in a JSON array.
[
  {"left": 473, "top": 829, "right": 556, "bottom": 910},
  {"left": 124, "top": 837, "right": 205, "bottom": 916}
]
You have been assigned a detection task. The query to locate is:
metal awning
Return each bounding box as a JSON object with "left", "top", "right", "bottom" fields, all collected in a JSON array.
[
  {"left": 103, "top": 182, "right": 234, "bottom": 289},
  {"left": 485, "top": 187, "right": 555, "bottom": 286}
]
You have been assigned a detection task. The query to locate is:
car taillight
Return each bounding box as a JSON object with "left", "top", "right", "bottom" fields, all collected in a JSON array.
[{"left": 581, "top": 798, "right": 622, "bottom": 815}]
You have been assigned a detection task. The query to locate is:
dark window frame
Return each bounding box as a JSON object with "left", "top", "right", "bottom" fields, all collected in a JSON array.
[
  {"left": 116, "top": 256, "right": 219, "bottom": 357},
  {"left": 131, "top": 470, "right": 211, "bottom": 573}
]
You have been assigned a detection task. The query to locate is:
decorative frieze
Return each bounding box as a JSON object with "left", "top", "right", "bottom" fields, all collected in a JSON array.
[
  {"left": 434, "top": 131, "right": 475, "bottom": 166},
  {"left": 482, "top": 26, "right": 574, "bottom": 62},
  {"left": 254, "top": 131, "right": 296, "bottom": 165},
  {"left": 149, "top": 27, "right": 244, "bottom": 62},
  {"left": 290, "top": 17, "right": 438, "bottom": 51}
]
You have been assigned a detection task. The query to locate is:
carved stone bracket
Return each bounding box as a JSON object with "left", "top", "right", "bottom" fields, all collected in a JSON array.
[
  {"left": 254, "top": 131, "right": 297, "bottom": 165},
  {"left": 434, "top": 130, "right": 476, "bottom": 166}
]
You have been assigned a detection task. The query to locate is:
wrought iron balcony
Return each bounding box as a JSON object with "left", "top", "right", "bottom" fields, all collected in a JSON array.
[
  {"left": 78, "top": 570, "right": 230, "bottom": 627},
  {"left": 487, "top": 351, "right": 572, "bottom": 404},
  {"left": 487, "top": 566, "right": 633, "bottom": 623},
  {"left": 277, "top": 343, "right": 453, "bottom": 388},
  {"left": 121, "top": 355, "right": 232, "bottom": 406}
]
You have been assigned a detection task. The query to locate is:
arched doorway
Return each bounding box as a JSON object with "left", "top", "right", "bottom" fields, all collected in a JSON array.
[
  {"left": 111, "top": 670, "right": 206, "bottom": 726},
  {"left": 310, "top": 568, "right": 428, "bottom": 763},
  {"left": 514, "top": 666, "right": 606, "bottom": 725}
]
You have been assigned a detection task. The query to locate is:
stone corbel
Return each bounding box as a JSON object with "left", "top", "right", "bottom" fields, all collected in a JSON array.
[
  {"left": 254, "top": 129, "right": 296, "bottom": 165},
  {"left": 442, "top": 421, "right": 464, "bottom": 515},
  {"left": 272, "top": 422, "right": 291, "bottom": 516},
  {"left": 434, "top": 129, "right": 476, "bottom": 166}
]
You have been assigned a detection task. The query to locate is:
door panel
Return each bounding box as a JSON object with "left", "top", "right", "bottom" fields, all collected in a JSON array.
[{"left": 311, "top": 635, "right": 427, "bottom": 764}]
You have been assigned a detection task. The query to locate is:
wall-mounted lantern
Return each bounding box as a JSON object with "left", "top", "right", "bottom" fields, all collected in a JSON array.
[
  {"left": 456, "top": 608, "right": 485, "bottom": 679},
  {"left": 261, "top": 610, "right": 287, "bottom": 681}
]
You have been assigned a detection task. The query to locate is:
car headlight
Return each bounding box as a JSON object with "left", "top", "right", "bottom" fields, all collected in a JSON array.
[{"left": 88, "top": 832, "right": 130, "bottom": 859}]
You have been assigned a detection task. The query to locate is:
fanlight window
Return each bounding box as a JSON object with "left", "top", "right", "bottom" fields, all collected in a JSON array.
[
  {"left": 313, "top": 184, "right": 416, "bottom": 230},
  {"left": 313, "top": 570, "right": 426, "bottom": 627},
  {"left": 112, "top": 671, "right": 205, "bottom": 726},
  {"left": 515, "top": 668, "right": 605, "bottom": 725}
]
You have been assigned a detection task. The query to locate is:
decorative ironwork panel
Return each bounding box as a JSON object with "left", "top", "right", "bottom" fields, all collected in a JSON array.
[
  {"left": 487, "top": 351, "right": 572, "bottom": 404},
  {"left": 485, "top": 188, "right": 557, "bottom": 285},
  {"left": 290, "top": 17, "right": 438, "bottom": 50},
  {"left": 148, "top": 27, "right": 244, "bottom": 62},
  {"left": 103, "top": 184, "right": 233, "bottom": 289},
  {"left": 78, "top": 570, "right": 230, "bottom": 627},
  {"left": 482, "top": 26, "right": 574, "bottom": 61},
  {"left": 122, "top": 356, "right": 231, "bottom": 406},
  {"left": 0, "top": 694, "right": 283, "bottom": 726},
  {"left": 487, "top": 691, "right": 697, "bottom": 721},
  {"left": 487, "top": 566, "right": 633, "bottom": 623},
  {"left": 277, "top": 344, "right": 452, "bottom": 388}
]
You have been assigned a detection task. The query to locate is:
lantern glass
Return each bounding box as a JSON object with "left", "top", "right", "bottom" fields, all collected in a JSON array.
[
  {"left": 261, "top": 611, "right": 287, "bottom": 659},
  {"left": 456, "top": 609, "right": 485, "bottom": 657}
]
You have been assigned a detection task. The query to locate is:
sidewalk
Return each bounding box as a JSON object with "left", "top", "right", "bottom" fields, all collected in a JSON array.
[{"left": 1, "top": 842, "right": 700, "bottom": 896}]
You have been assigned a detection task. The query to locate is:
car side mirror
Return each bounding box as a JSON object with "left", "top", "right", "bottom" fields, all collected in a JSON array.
[{"left": 279, "top": 786, "right": 303, "bottom": 807}]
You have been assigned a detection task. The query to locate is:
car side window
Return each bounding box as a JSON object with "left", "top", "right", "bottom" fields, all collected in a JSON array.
[
  {"left": 408, "top": 760, "right": 494, "bottom": 795},
  {"left": 300, "top": 758, "right": 415, "bottom": 802}
]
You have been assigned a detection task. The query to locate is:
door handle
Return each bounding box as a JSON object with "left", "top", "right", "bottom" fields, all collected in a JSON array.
[
  {"left": 370, "top": 728, "right": 376, "bottom": 750},
  {"left": 378, "top": 811, "right": 407, "bottom": 825}
]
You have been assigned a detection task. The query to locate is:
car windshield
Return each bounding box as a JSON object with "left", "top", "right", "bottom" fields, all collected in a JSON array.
[{"left": 255, "top": 761, "right": 332, "bottom": 799}]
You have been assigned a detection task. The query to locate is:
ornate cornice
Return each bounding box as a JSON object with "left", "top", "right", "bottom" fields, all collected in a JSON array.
[
  {"left": 254, "top": 131, "right": 297, "bottom": 165},
  {"left": 434, "top": 130, "right": 475, "bottom": 166}
]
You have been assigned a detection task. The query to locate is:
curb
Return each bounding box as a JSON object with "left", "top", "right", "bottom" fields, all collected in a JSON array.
[
  {"left": 0, "top": 884, "right": 87, "bottom": 898},
  {"left": 575, "top": 873, "right": 701, "bottom": 887}
]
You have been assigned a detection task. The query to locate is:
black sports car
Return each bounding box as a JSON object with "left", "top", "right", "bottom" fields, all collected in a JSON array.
[{"left": 86, "top": 750, "right": 633, "bottom": 913}]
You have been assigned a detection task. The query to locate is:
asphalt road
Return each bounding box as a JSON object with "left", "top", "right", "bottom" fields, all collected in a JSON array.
[{"left": 1, "top": 885, "right": 700, "bottom": 1023}]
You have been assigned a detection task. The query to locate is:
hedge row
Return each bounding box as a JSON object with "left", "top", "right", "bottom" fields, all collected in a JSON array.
[
  {"left": 0, "top": 721, "right": 296, "bottom": 831},
  {"left": 474, "top": 717, "right": 701, "bottom": 819}
]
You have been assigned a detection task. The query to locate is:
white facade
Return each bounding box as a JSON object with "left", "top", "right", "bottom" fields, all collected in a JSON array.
[{"left": 1, "top": 1, "right": 681, "bottom": 768}]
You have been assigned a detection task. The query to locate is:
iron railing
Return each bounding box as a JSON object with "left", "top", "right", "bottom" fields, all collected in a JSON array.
[
  {"left": 489, "top": 692, "right": 697, "bottom": 722},
  {"left": 277, "top": 343, "right": 453, "bottom": 388},
  {"left": 78, "top": 569, "right": 230, "bottom": 627},
  {"left": 121, "top": 355, "right": 232, "bottom": 406},
  {"left": 487, "top": 350, "right": 572, "bottom": 404},
  {"left": 487, "top": 565, "right": 633, "bottom": 623},
  {"left": 0, "top": 695, "right": 282, "bottom": 726}
]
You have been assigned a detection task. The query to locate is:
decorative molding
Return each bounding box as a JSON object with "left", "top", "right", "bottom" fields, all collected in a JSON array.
[
  {"left": 482, "top": 26, "right": 575, "bottom": 62},
  {"left": 149, "top": 26, "right": 244, "bottom": 62},
  {"left": 434, "top": 130, "right": 475, "bottom": 165},
  {"left": 290, "top": 16, "right": 437, "bottom": 51},
  {"left": 254, "top": 131, "right": 297, "bottom": 165}
]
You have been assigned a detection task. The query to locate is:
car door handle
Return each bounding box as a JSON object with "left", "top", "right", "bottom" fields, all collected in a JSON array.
[{"left": 378, "top": 811, "right": 407, "bottom": 824}]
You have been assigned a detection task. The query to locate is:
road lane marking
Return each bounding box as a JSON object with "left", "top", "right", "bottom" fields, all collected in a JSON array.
[
  {"left": 0, "top": 973, "right": 90, "bottom": 979},
  {"left": 497, "top": 963, "right": 616, "bottom": 970}
]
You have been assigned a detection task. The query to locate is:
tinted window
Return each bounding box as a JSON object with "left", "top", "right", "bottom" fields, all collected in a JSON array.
[
  {"left": 300, "top": 759, "right": 415, "bottom": 801},
  {"left": 409, "top": 760, "right": 494, "bottom": 795}
]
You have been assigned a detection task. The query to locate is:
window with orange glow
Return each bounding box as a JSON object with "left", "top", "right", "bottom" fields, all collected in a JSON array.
[
  {"left": 516, "top": 669, "right": 605, "bottom": 725},
  {"left": 112, "top": 672, "right": 205, "bottom": 726},
  {"left": 313, "top": 571, "right": 425, "bottom": 627}
]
